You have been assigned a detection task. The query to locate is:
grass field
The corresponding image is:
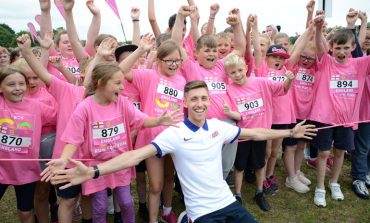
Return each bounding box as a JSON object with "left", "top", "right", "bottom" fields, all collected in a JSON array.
[{"left": 0, "top": 158, "right": 369, "bottom": 223}]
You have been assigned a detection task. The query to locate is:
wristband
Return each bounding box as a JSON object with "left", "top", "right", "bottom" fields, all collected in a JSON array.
[
  {"left": 132, "top": 19, "right": 139, "bottom": 22},
  {"left": 92, "top": 165, "right": 100, "bottom": 179},
  {"left": 289, "top": 129, "right": 294, "bottom": 138}
]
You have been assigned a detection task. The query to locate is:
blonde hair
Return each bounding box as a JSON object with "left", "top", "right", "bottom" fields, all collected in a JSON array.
[
  {"left": 0, "top": 67, "right": 28, "bottom": 85},
  {"left": 259, "top": 33, "right": 271, "bottom": 46},
  {"left": 11, "top": 58, "right": 31, "bottom": 73},
  {"left": 224, "top": 54, "right": 246, "bottom": 71},
  {"left": 85, "top": 63, "right": 121, "bottom": 98},
  {"left": 274, "top": 32, "right": 289, "bottom": 44},
  {"left": 216, "top": 32, "right": 231, "bottom": 42}
]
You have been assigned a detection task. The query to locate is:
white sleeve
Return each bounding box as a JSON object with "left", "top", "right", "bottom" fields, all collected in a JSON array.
[
  {"left": 214, "top": 119, "right": 241, "bottom": 144},
  {"left": 151, "top": 127, "right": 177, "bottom": 158}
]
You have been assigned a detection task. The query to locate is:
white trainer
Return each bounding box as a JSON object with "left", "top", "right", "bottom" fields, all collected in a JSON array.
[
  {"left": 285, "top": 175, "right": 310, "bottom": 193},
  {"left": 297, "top": 170, "right": 311, "bottom": 186},
  {"left": 329, "top": 182, "right": 344, "bottom": 201},
  {"left": 314, "top": 188, "right": 326, "bottom": 207}
]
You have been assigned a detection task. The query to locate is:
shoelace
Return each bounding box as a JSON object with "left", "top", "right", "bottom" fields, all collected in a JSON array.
[
  {"left": 355, "top": 181, "right": 368, "bottom": 193},
  {"left": 316, "top": 190, "right": 325, "bottom": 198},
  {"left": 331, "top": 184, "right": 341, "bottom": 193}
]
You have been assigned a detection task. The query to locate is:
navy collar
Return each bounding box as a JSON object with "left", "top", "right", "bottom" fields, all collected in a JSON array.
[{"left": 184, "top": 118, "right": 209, "bottom": 132}]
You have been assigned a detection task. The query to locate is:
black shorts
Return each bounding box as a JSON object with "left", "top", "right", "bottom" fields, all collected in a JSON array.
[
  {"left": 234, "top": 140, "right": 267, "bottom": 171},
  {"left": 271, "top": 124, "right": 297, "bottom": 146},
  {"left": 0, "top": 182, "right": 36, "bottom": 211},
  {"left": 310, "top": 121, "right": 354, "bottom": 151},
  {"left": 296, "top": 119, "right": 315, "bottom": 142},
  {"left": 135, "top": 160, "right": 146, "bottom": 173},
  {"left": 55, "top": 169, "right": 81, "bottom": 199}
]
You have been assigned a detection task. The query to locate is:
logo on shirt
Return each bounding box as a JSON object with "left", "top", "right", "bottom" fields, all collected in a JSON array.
[
  {"left": 212, "top": 131, "right": 219, "bottom": 138},
  {"left": 183, "top": 137, "right": 192, "bottom": 141}
]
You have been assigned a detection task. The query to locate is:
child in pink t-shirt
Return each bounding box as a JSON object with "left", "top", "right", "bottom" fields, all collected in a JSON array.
[
  {"left": 223, "top": 54, "right": 292, "bottom": 211},
  {"left": 119, "top": 35, "right": 186, "bottom": 222},
  {"left": 251, "top": 14, "right": 314, "bottom": 194},
  {"left": 310, "top": 16, "right": 370, "bottom": 207},
  {"left": 0, "top": 66, "right": 56, "bottom": 223}
]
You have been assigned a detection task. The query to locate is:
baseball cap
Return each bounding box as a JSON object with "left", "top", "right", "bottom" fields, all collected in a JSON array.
[
  {"left": 114, "top": 44, "right": 138, "bottom": 61},
  {"left": 266, "top": 45, "right": 290, "bottom": 59}
]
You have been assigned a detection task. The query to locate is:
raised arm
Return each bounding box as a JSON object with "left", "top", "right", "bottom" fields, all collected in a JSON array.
[
  {"left": 63, "top": 0, "right": 87, "bottom": 61},
  {"left": 148, "top": 0, "right": 161, "bottom": 37},
  {"left": 289, "top": 22, "right": 315, "bottom": 66},
  {"left": 358, "top": 11, "right": 368, "bottom": 49},
  {"left": 131, "top": 7, "right": 141, "bottom": 46},
  {"left": 205, "top": 4, "right": 219, "bottom": 35},
  {"left": 18, "top": 34, "right": 51, "bottom": 85},
  {"left": 227, "top": 8, "right": 246, "bottom": 56},
  {"left": 172, "top": 5, "right": 193, "bottom": 44},
  {"left": 84, "top": 0, "right": 101, "bottom": 57},
  {"left": 119, "top": 34, "right": 155, "bottom": 81},
  {"left": 189, "top": 5, "right": 200, "bottom": 43},
  {"left": 39, "top": 0, "right": 53, "bottom": 38},
  {"left": 250, "top": 15, "right": 263, "bottom": 68},
  {"left": 305, "top": 0, "right": 315, "bottom": 29},
  {"left": 314, "top": 15, "right": 325, "bottom": 60},
  {"left": 244, "top": 14, "right": 252, "bottom": 62}
]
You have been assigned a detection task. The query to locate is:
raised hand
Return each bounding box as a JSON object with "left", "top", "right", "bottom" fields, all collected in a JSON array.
[
  {"left": 96, "top": 37, "right": 117, "bottom": 57},
  {"left": 346, "top": 8, "right": 359, "bottom": 28},
  {"left": 210, "top": 3, "right": 219, "bottom": 17},
  {"left": 189, "top": 5, "right": 199, "bottom": 21},
  {"left": 226, "top": 14, "right": 240, "bottom": 26},
  {"left": 178, "top": 5, "right": 193, "bottom": 17},
  {"left": 306, "top": 0, "right": 315, "bottom": 14},
  {"left": 63, "top": 0, "right": 75, "bottom": 11},
  {"left": 313, "top": 15, "right": 325, "bottom": 28},
  {"left": 249, "top": 14, "right": 258, "bottom": 29},
  {"left": 16, "top": 34, "right": 32, "bottom": 50},
  {"left": 158, "top": 110, "right": 184, "bottom": 127},
  {"left": 131, "top": 7, "right": 140, "bottom": 20},
  {"left": 86, "top": 0, "right": 100, "bottom": 16},
  {"left": 37, "top": 31, "right": 54, "bottom": 50},
  {"left": 222, "top": 99, "right": 232, "bottom": 116},
  {"left": 358, "top": 11, "right": 367, "bottom": 23},
  {"left": 39, "top": 0, "right": 51, "bottom": 11},
  {"left": 291, "top": 120, "right": 317, "bottom": 139},
  {"left": 138, "top": 33, "right": 155, "bottom": 52},
  {"left": 48, "top": 56, "right": 63, "bottom": 69},
  {"left": 284, "top": 66, "right": 295, "bottom": 80}
]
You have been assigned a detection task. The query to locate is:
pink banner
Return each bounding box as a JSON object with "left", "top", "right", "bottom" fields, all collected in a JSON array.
[
  {"left": 27, "top": 22, "right": 38, "bottom": 42},
  {"left": 105, "top": 0, "right": 121, "bottom": 20},
  {"left": 35, "top": 15, "right": 41, "bottom": 26},
  {"left": 54, "top": 0, "right": 65, "bottom": 19}
]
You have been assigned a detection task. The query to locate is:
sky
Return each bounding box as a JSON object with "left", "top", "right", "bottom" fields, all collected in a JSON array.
[{"left": 0, "top": 0, "right": 369, "bottom": 42}]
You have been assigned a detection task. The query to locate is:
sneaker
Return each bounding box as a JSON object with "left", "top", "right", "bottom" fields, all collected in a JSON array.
[
  {"left": 263, "top": 180, "right": 274, "bottom": 195},
  {"left": 314, "top": 188, "right": 326, "bottom": 207},
  {"left": 352, "top": 180, "right": 370, "bottom": 199},
  {"left": 244, "top": 169, "right": 256, "bottom": 184},
  {"left": 329, "top": 182, "right": 344, "bottom": 201},
  {"left": 365, "top": 175, "right": 370, "bottom": 188},
  {"left": 254, "top": 192, "right": 271, "bottom": 211},
  {"left": 226, "top": 173, "right": 235, "bottom": 188},
  {"left": 285, "top": 176, "right": 310, "bottom": 193},
  {"left": 267, "top": 176, "right": 279, "bottom": 193},
  {"left": 326, "top": 157, "right": 334, "bottom": 168},
  {"left": 235, "top": 194, "right": 243, "bottom": 205},
  {"left": 162, "top": 211, "right": 178, "bottom": 223},
  {"left": 138, "top": 203, "right": 149, "bottom": 222},
  {"left": 297, "top": 170, "right": 311, "bottom": 186},
  {"left": 177, "top": 211, "right": 188, "bottom": 223}
]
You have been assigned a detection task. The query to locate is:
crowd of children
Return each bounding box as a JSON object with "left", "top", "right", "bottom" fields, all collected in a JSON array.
[{"left": 0, "top": 0, "right": 369, "bottom": 223}]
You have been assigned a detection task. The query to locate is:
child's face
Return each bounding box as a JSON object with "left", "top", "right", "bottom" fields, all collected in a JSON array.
[
  {"left": 331, "top": 40, "right": 355, "bottom": 64},
  {"left": 101, "top": 71, "right": 124, "bottom": 103},
  {"left": 259, "top": 37, "right": 270, "bottom": 56},
  {"left": 275, "top": 37, "right": 290, "bottom": 52},
  {"left": 299, "top": 49, "right": 316, "bottom": 69},
  {"left": 364, "top": 29, "right": 370, "bottom": 50},
  {"left": 57, "top": 33, "right": 74, "bottom": 57},
  {"left": 0, "top": 52, "right": 10, "bottom": 67},
  {"left": 226, "top": 62, "right": 247, "bottom": 85},
  {"left": 217, "top": 37, "right": 232, "bottom": 59},
  {"left": 24, "top": 68, "right": 41, "bottom": 94},
  {"left": 158, "top": 50, "right": 183, "bottom": 77},
  {"left": 195, "top": 45, "right": 218, "bottom": 69},
  {"left": 0, "top": 72, "right": 27, "bottom": 103},
  {"left": 266, "top": 55, "right": 286, "bottom": 70}
]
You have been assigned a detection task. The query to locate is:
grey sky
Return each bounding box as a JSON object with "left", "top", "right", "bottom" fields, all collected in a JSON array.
[{"left": 0, "top": 0, "right": 369, "bottom": 42}]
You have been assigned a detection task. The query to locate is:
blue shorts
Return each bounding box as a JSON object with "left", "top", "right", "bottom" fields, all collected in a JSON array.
[
  {"left": 271, "top": 124, "right": 297, "bottom": 146},
  {"left": 296, "top": 119, "right": 315, "bottom": 142},
  {"left": 194, "top": 201, "right": 257, "bottom": 223},
  {"left": 311, "top": 121, "right": 355, "bottom": 151},
  {"left": 0, "top": 182, "right": 36, "bottom": 211}
]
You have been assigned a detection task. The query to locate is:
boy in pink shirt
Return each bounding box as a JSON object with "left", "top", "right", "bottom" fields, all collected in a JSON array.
[
  {"left": 311, "top": 16, "right": 370, "bottom": 207},
  {"left": 223, "top": 54, "right": 293, "bottom": 211}
]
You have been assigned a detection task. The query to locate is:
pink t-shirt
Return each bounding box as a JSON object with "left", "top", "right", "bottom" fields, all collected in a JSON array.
[
  {"left": 131, "top": 69, "right": 186, "bottom": 148},
  {"left": 183, "top": 34, "right": 195, "bottom": 61},
  {"left": 181, "top": 59, "right": 231, "bottom": 119},
  {"left": 0, "top": 97, "right": 56, "bottom": 185},
  {"left": 359, "top": 76, "right": 370, "bottom": 121},
  {"left": 255, "top": 60, "right": 296, "bottom": 124},
  {"left": 291, "top": 64, "right": 318, "bottom": 120},
  {"left": 25, "top": 87, "right": 57, "bottom": 135},
  {"left": 309, "top": 53, "right": 370, "bottom": 127},
  {"left": 48, "top": 76, "right": 85, "bottom": 159},
  {"left": 61, "top": 96, "right": 147, "bottom": 195},
  {"left": 227, "top": 77, "right": 286, "bottom": 128},
  {"left": 121, "top": 80, "right": 141, "bottom": 111}
]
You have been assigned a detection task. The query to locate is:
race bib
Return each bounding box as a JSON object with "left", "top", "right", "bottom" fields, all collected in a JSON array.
[
  {"left": 0, "top": 126, "right": 32, "bottom": 153},
  {"left": 67, "top": 66, "right": 80, "bottom": 75},
  {"left": 329, "top": 74, "right": 359, "bottom": 93},
  {"left": 268, "top": 76, "right": 287, "bottom": 82},
  {"left": 237, "top": 98, "right": 264, "bottom": 113},
  {"left": 296, "top": 73, "right": 314, "bottom": 83},
  {"left": 236, "top": 93, "right": 265, "bottom": 118},
  {"left": 157, "top": 84, "right": 183, "bottom": 100},
  {"left": 154, "top": 79, "right": 183, "bottom": 112},
  {"left": 204, "top": 76, "right": 227, "bottom": 95}
]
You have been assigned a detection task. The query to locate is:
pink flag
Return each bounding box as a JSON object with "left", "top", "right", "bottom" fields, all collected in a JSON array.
[
  {"left": 54, "top": 0, "right": 65, "bottom": 19},
  {"left": 105, "top": 0, "right": 121, "bottom": 20},
  {"left": 27, "top": 22, "right": 38, "bottom": 42},
  {"left": 35, "top": 15, "right": 41, "bottom": 26}
]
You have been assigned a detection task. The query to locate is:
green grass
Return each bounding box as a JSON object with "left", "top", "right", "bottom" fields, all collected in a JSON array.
[{"left": 1, "top": 159, "right": 369, "bottom": 223}]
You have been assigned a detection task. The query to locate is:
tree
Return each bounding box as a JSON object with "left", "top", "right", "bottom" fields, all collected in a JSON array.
[{"left": 0, "top": 24, "right": 16, "bottom": 48}]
